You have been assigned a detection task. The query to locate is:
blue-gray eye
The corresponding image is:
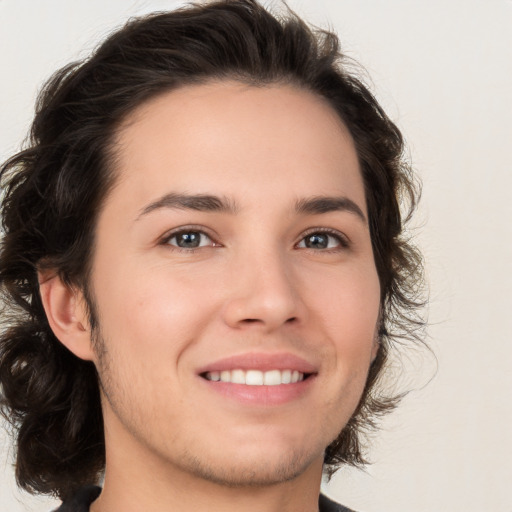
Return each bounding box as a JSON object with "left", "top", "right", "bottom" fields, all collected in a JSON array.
[
  {"left": 168, "top": 231, "right": 212, "bottom": 248},
  {"left": 298, "top": 232, "right": 343, "bottom": 250}
]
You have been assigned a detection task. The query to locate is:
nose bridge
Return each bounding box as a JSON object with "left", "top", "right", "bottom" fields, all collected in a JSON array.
[{"left": 222, "top": 240, "right": 302, "bottom": 330}]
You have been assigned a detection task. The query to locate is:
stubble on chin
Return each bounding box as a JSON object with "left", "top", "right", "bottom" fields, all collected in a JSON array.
[{"left": 176, "top": 445, "right": 324, "bottom": 489}]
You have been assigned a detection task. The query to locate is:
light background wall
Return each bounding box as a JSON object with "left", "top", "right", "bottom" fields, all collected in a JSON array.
[{"left": 1, "top": 0, "right": 511, "bottom": 511}]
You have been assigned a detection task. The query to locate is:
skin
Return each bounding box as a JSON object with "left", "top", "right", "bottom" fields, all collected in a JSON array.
[{"left": 41, "top": 81, "right": 380, "bottom": 512}]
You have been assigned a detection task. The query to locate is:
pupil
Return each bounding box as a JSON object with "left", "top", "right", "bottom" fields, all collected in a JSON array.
[
  {"left": 178, "top": 232, "right": 200, "bottom": 248},
  {"left": 306, "top": 234, "right": 328, "bottom": 249}
]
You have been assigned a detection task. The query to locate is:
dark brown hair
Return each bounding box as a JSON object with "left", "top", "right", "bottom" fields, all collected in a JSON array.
[{"left": 0, "top": 0, "right": 425, "bottom": 500}]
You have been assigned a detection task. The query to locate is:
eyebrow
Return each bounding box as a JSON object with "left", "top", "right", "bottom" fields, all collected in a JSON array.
[
  {"left": 295, "top": 196, "right": 367, "bottom": 223},
  {"left": 137, "top": 192, "right": 366, "bottom": 223},
  {"left": 137, "top": 193, "right": 239, "bottom": 219}
]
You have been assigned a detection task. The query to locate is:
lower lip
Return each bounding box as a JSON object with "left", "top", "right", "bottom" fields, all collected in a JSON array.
[{"left": 199, "top": 375, "right": 316, "bottom": 406}]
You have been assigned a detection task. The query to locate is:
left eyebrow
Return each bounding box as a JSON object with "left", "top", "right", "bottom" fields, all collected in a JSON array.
[{"left": 295, "top": 196, "right": 367, "bottom": 223}]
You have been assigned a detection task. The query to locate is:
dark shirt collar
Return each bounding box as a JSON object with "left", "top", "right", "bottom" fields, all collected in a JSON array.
[{"left": 55, "top": 486, "right": 355, "bottom": 512}]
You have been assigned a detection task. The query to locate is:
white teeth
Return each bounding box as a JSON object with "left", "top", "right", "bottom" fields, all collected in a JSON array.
[
  {"left": 245, "top": 370, "right": 264, "bottom": 386},
  {"left": 204, "top": 369, "right": 306, "bottom": 385},
  {"left": 231, "top": 369, "right": 245, "bottom": 384},
  {"left": 209, "top": 371, "right": 220, "bottom": 381},
  {"left": 263, "top": 370, "right": 281, "bottom": 386}
]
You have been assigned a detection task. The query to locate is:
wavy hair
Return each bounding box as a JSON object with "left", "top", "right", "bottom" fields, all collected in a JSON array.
[{"left": 0, "top": 0, "right": 425, "bottom": 500}]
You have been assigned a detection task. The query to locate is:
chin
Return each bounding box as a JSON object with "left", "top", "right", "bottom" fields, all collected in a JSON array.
[
  {"left": 179, "top": 447, "right": 321, "bottom": 488},
  {"left": 169, "top": 429, "right": 329, "bottom": 488}
]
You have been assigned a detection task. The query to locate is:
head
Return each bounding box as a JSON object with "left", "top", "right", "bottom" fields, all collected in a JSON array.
[{"left": 0, "top": 0, "right": 424, "bottom": 501}]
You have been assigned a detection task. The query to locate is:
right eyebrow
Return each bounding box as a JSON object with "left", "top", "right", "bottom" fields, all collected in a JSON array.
[{"left": 136, "top": 193, "right": 239, "bottom": 220}]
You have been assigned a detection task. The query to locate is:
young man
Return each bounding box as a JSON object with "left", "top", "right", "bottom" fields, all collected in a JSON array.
[{"left": 0, "top": 1, "right": 424, "bottom": 511}]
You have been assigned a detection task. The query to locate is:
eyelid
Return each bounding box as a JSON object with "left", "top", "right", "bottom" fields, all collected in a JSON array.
[
  {"left": 296, "top": 227, "right": 350, "bottom": 249},
  {"left": 159, "top": 225, "right": 220, "bottom": 248}
]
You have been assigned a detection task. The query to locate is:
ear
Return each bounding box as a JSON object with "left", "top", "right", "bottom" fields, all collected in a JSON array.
[{"left": 38, "top": 271, "right": 96, "bottom": 362}]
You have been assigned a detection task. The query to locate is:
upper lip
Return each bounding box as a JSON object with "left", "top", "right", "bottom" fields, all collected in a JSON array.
[{"left": 196, "top": 352, "right": 318, "bottom": 375}]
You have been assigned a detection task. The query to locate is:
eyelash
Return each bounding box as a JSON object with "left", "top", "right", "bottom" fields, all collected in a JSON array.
[
  {"left": 160, "top": 225, "right": 219, "bottom": 253},
  {"left": 298, "top": 228, "right": 350, "bottom": 251},
  {"left": 160, "top": 227, "right": 350, "bottom": 253}
]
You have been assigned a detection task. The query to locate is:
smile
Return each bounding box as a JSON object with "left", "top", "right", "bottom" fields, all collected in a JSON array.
[{"left": 203, "top": 369, "right": 307, "bottom": 385}]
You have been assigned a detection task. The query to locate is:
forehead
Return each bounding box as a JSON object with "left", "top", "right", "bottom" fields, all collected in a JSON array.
[{"left": 108, "top": 81, "right": 364, "bottom": 214}]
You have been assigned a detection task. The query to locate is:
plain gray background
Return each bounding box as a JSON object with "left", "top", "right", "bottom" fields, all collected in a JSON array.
[{"left": 1, "top": 1, "right": 511, "bottom": 511}]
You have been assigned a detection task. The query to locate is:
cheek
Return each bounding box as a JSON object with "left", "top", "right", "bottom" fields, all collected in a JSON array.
[
  {"left": 93, "top": 263, "right": 223, "bottom": 361},
  {"left": 306, "top": 263, "right": 380, "bottom": 333},
  {"left": 304, "top": 263, "right": 380, "bottom": 382}
]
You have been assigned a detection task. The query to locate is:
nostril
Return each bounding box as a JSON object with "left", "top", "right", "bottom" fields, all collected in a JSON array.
[{"left": 241, "top": 317, "right": 296, "bottom": 325}]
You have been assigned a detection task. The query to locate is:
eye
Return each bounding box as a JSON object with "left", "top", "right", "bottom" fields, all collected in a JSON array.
[
  {"left": 164, "top": 230, "right": 215, "bottom": 249},
  {"left": 297, "top": 230, "right": 348, "bottom": 250}
]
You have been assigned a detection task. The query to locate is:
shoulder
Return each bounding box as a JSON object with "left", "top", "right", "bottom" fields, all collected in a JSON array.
[
  {"left": 319, "top": 493, "right": 358, "bottom": 512},
  {"left": 53, "top": 485, "right": 101, "bottom": 512}
]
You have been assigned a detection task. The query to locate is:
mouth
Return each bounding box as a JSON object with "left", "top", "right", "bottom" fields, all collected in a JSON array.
[
  {"left": 196, "top": 353, "right": 317, "bottom": 405},
  {"left": 201, "top": 369, "right": 312, "bottom": 386}
]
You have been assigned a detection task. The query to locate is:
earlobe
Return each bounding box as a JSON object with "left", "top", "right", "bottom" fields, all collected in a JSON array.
[{"left": 38, "top": 271, "right": 95, "bottom": 361}]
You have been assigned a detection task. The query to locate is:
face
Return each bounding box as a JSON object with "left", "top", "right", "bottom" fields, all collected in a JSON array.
[{"left": 84, "top": 82, "right": 380, "bottom": 487}]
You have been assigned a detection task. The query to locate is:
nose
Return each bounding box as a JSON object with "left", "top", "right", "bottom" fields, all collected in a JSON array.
[{"left": 221, "top": 249, "right": 305, "bottom": 332}]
